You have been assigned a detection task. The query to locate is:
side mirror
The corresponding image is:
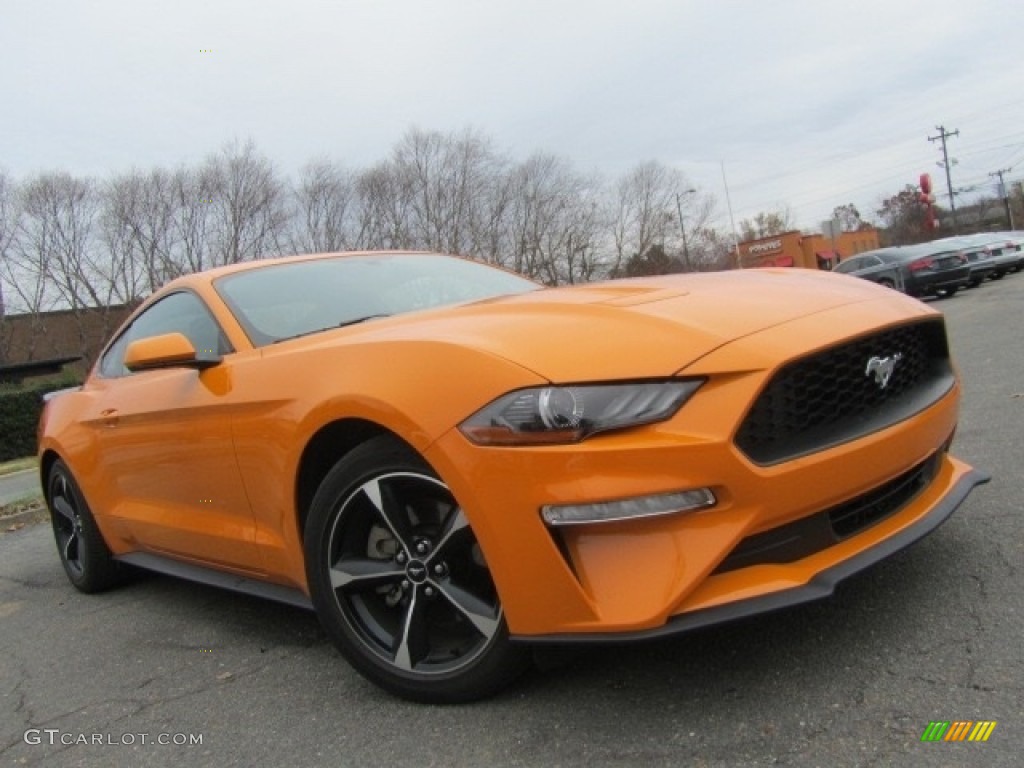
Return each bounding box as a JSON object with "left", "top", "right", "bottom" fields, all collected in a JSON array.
[{"left": 124, "top": 332, "right": 221, "bottom": 372}]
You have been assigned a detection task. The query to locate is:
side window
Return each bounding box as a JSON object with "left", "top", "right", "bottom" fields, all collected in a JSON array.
[
  {"left": 98, "top": 292, "right": 230, "bottom": 378},
  {"left": 834, "top": 257, "right": 861, "bottom": 273}
]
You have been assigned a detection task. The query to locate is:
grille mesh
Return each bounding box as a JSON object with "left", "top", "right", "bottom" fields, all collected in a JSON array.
[{"left": 735, "top": 320, "right": 953, "bottom": 464}]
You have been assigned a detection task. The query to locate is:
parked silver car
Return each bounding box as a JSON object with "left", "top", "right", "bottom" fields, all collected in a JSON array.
[{"left": 930, "top": 233, "right": 1019, "bottom": 284}]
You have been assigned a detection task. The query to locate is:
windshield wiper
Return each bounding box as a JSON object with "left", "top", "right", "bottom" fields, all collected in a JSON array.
[{"left": 272, "top": 314, "right": 391, "bottom": 344}]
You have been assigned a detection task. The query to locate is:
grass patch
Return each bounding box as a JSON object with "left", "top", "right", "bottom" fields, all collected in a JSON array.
[{"left": 0, "top": 457, "right": 38, "bottom": 477}]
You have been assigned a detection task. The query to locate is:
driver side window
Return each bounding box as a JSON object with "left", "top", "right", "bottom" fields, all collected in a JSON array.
[
  {"left": 834, "top": 257, "right": 861, "bottom": 273},
  {"left": 98, "top": 292, "right": 230, "bottom": 378}
]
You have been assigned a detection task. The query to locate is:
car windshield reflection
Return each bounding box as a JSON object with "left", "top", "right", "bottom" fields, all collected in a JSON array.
[{"left": 215, "top": 253, "right": 539, "bottom": 346}]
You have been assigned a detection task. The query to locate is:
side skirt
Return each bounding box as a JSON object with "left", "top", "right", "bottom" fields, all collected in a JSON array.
[{"left": 116, "top": 552, "right": 314, "bottom": 611}]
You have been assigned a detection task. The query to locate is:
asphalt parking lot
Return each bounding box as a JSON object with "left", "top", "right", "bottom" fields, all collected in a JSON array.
[{"left": 1, "top": 275, "right": 1021, "bottom": 768}]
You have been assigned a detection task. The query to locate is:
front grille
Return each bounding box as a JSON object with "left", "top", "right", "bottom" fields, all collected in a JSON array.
[
  {"left": 713, "top": 451, "right": 942, "bottom": 574},
  {"left": 735, "top": 320, "right": 954, "bottom": 465}
]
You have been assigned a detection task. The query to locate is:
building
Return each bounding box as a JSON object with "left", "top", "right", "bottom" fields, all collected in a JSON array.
[
  {"left": 0, "top": 304, "right": 135, "bottom": 376},
  {"left": 737, "top": 228, "right": 880, "bottom": 271}
]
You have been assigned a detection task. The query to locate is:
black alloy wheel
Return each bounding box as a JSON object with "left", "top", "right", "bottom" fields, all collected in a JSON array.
[
  {"left": 47, "top": 460, "right": 121, "bottom": 592},
  {"left": 304, "top": 436, "right": 530, "bottom": 703}
]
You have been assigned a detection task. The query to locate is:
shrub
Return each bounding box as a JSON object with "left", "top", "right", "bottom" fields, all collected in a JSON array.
[{"left": 0, "top": 376, "right": 82, "bottom": 462}]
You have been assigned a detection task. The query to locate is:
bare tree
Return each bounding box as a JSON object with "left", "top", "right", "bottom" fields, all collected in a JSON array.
[
  {"left": 205, "top": 139, "right": 289, "bottom": 265},
  {"left": 5, "top": 173, "right": 107, "bottom": 359},
  {"left": 99, "top": 168, "right": 181, "bottom": 302},
  {"left": 675, "top": 190, "right": 718, "bottom": 272},
  {"left": 557, "top": 190, "right": 605, "bottom": 284},
  {"left": 503, "top": 153, "right": 604, "bottom": 285},
  {"left": 0, "top": 131, "right": 748, "bottom": 372},
  {"left": 831, "top": 203, "right": 870, "bottom": 232},
  {"left": 355, "top": 162, "right": 414, "bottom": 250},
  {"left": 738, "top": 208, "right": 794, "bottom": 241},
  {"left": 611, "top": 161, "right": 698, "bottom": 276},
  {"left": 0, "top": 171, "right": 16, "bottom": 361},
  {"left": 387, "top": 127, "right": 508, "bottom": 257},
  {"left": 166, "top": 165, "right": 218, "bottom": 276},
  {"left": 876, "top": 185, "right": 931, "bottom": 245},
  {"left": 290, "top": 158, "right": 359, "bottom": 254},
  {"left": 688, "top": 226, "right": 735, "bottom": 271}
]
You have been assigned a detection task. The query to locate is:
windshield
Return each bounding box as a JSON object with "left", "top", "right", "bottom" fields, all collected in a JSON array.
[{"left": 215, "top": 253, "right": 539, "bottom": 346}]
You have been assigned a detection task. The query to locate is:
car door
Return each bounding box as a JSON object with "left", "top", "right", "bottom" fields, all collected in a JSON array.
[{"left": 85, "top": 290, "right": 264, "bottom": 573}]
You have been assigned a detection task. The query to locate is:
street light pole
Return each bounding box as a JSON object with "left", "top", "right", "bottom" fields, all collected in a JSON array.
[{"left": 675, "top": 188, "right": 696, "bottom": 272}]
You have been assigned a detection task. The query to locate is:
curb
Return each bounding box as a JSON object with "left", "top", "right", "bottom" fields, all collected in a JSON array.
[{"left": 1, "top": 507, "right": 47, "bottom": 531}]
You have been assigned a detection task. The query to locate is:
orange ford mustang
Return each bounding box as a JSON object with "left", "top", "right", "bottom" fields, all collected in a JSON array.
[{"left": 37, "top": 252, "right": 988, "bottom": 702}]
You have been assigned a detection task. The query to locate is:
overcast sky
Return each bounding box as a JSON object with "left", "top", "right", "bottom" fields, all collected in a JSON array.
[{"left": 3, "top": 0, "right": 1024, "bottom": 234}]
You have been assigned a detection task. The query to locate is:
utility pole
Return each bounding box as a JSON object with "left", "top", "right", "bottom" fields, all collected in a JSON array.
[
  {"left": 989, "top": 168, "right": 1014, "bottom": 229},
  {"left": 928, "top": 125, "right": 960, "bottom": 233},
  {"left": 721, "top": 161, "right": 740, "bottom": 268},
  {"left": 675, "top": 188, "right": 696, "bottom": 272}
]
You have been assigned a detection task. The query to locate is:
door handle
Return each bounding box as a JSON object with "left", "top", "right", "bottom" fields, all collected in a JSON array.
[{"left": 100, "top": 408, "right": 120, "bottom": 427}]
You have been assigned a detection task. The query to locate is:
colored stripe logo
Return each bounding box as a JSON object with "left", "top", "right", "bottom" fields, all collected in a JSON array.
[{"left": 921, "top": 721, "right": 997, "bottom": 742}]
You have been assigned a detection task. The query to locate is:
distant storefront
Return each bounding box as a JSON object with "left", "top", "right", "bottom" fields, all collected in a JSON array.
[{"left": 738, "top": 229, "right": 880, "bottom": 271}]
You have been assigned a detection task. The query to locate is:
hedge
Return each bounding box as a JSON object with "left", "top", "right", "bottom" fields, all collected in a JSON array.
[{"left": 0, "top": 379, "right": 81, "bottom": 463}]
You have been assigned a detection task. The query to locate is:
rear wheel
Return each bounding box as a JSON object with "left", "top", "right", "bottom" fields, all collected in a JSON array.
[
  {"left": 878, "top": 278, "right": 896, "bottom": 289},
  {"left": 47, "top": 460, "right": 121, "bottom": 593},
  {"left": 304, "top": 436, "right": 530, "bottom": 703}
]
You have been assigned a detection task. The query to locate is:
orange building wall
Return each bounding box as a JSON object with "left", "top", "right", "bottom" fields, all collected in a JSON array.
[{"left": 738, "top": 228, "right": 880, "bottom": 270}]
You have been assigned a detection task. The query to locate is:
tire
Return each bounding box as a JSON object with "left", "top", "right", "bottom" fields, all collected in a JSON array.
[
  {"left": 304, "top": 436, "right": 530, "bottom": 703},
  {"left": 47, "top": 460, "right": 121, "bottom": 593},
  {"left": 938, "top": 286, "right": 958, "bottom": 298}
]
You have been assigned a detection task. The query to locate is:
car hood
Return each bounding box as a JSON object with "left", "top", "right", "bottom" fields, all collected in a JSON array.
[{"left": 294, "top": 269, "right": 910, "bottom": 382}]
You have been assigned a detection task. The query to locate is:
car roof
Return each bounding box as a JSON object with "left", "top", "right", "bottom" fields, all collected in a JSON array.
[
  {"left": 847, "top": 244, "right": 959, "bottom": 262},
  {"left": 931, "top": 233, "right": 1014, "bottom": 249}
]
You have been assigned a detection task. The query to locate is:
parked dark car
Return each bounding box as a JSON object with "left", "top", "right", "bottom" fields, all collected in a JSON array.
[{"left": 833, "top": 244, "right": 969, "bottom": 298}]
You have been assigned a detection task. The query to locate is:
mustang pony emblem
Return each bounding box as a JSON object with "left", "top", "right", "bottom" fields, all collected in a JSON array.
[{"left": 865, "top": 353, "right": 903, "bottom": 389}]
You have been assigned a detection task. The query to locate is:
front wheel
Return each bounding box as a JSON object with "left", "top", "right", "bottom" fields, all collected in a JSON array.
[{"left": 304, "top": 436, "right": 530, "bottom": 703}]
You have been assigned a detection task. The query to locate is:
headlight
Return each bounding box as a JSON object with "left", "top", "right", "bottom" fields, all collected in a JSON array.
[{"left": 458, "top": 380, "right": 703, "bottom": 445}]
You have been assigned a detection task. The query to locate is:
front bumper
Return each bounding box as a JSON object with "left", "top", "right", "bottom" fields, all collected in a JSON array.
[{"left": 522, "top": 461, "right": 988, "bottom": 643}]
